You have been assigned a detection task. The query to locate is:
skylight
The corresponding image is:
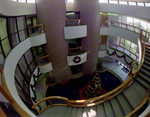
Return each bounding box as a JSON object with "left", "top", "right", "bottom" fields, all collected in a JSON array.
[
  {"left": 18, "top": 0, "right": 26, "bottom": 3},
  {"left": 109, "top": 1, "right": 118, "bottom": 4},
  {"left": 119, "top": 1, "right": 127, "bottom": 5},
  {"left": 27, "top": 0, "right": 35, "bottom": 3},
  {"left": 128, "top": 2, "right": 136, "bottom": 6},
  {"left": 145, "top": 3, "right": 150, "bottom": 7},
  {"left": 67, "top": 0, "right": 74, "bottom": 3},
  {"left": 99, "top": 0, "right": 108, "bottom": 3},
  {"left": 137, "top": 2, "right": 144, "bottom": 6}
]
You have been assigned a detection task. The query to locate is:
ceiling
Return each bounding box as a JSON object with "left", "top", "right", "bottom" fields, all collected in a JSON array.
[{"left": 109, "top": 0, "right": 150, "bottom": 2}]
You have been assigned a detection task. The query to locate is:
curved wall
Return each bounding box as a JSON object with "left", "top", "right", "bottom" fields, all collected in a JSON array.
[
  {"left": 74, "top": 0, "right": 100, "bottom": 74},
  {"left": 0, "top": 0, "right": 36, "bottom": 16},
  {"left": 3, "top": 34, "right": 47, "bottom": 117}
]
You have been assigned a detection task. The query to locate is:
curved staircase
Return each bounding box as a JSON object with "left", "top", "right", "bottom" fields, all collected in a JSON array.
[{"left": 36, "top": 44, "right": 150, "bottom": 117}]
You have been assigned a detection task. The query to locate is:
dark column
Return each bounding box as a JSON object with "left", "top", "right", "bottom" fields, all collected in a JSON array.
[
  {"left": 36, "top": 0, "right": 71, "bottom": 83},
  {"left": 74, "top": 0, "right": 100, "bottom": 74}
]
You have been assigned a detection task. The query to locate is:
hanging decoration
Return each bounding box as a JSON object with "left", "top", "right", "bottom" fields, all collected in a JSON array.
[
  {"left": 107, "top": 50, "right": 133, "bottom": 65},
  {"left": 73, "top": 56, "right": 81, "bottom": 63}
]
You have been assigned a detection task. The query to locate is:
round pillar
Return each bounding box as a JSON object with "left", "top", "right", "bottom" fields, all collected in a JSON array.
[
  {"left": 74, "top": 0, "right": 100, "bottom": 74},
  {"left": 36, "top": 0, "right": 71, "bottom": 83}
]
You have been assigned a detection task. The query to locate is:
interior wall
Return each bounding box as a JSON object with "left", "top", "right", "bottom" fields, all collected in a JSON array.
[{"left": 0, "top": 0, "right": 36, "bottom": 16}]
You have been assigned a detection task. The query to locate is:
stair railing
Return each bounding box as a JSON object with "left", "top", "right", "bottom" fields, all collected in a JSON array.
[
  {"left": 66, "top": 19, "right": 82, "bottom": 26},
  {"left": 32, "top": 21, "right": 146, "bottom": 114},
  {"left": 100, "top": 20, "right": 150, "bottom": 42},
  {"left": 68, "top": 46, "right": 83, "bottom": 54},
  {"left": 28, "top": 23, "right": 44, "bottom": 37},
  {"left": 108, "top": 43, "right": 139, "bottom": 61},
  {"left": 35, "top": 54, "right": 51, "bottom": 66},
  {"left": 0, "top": 67, "right": 14, "bottom": 103},
  {"left": 32, "top": 96, "right": 69, "bottom": 114},
  {"left": 99, "top": 43, "right": 108, "bottom": 51}
]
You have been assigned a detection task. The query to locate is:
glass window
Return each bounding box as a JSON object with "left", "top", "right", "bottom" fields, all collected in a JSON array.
[
  {"left": 120, "top": 38, "right": 125, "bottom": 43},
  {"left": 148, "top": 23, "right": 150, "bottom": 33},
  {"left": 27, "top": 0, "right": 35, "bottom": 3},
  {"left": 19, "top": 30, "right": 26, "bottom": 41},
  {"left": 0, "top": 18, "right": 8, "bottom": 39},
  {"left": 134, "top": 18, "right": 140, "bottom": 33},
  {"left": 119, "top": 1, "right": 127, "bottom": 5},
  {"left": 18, "top": 0, "right": 26, "bottom": 3},
  {"left": 24, "top": 49, "right": 33, "bottom": 64},
  {"left": 67, "top": 0, "right": 74, "bottom": 2},
  {"left": 109, "top": 1, "right": 118, "bottom": 4},
  {"left": 125, "top": 40, "right": 131, "bottom": 47},
  {"left": 141, "top": 20, "right": 147, "bottom": 30},
  {"left": 7, "top": 18, "right": 17, "bottom": 35},
  {"left": 129, "top": 2, "right": 136, "bottom": 6},
  {"left": 137, "top": 2, "right": 144, "bottom": 7},
  {"left": 17, "top": 17, "right": 26, "bottom": 31},
  {"left": 1, "top": 38, "right": 11, "bottom": 57},
  {"left": 10, "top": 33, "right": 19, "bottom": 48},
  {"left": 99, "top": 0, "right": 108, "bottom": 3},
  {"left": 145, "top": 3, "right": 150, "bottom": 7}
]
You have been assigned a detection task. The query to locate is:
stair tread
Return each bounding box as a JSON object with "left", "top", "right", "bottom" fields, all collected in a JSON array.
[
  {"left": 140, "top": 68, "right": 150, "bottom": 75},
  {"left": 83, "top": 107, "right": 90, "bottom": 117},
  {"left": 104, "top": 101, "right": 115, "bottom": 117},
  {"left": 137, "top": 77, "right": 150, "bottom": 89},
  {"left": 145, "top": 56, "right": 150, "bottom": 61},
  {"left": 89, "top": 106, "right": 97, "bottom": 117},
  {"left": 142, "top": 64, "right": 150, "bottom": 70},
  {"left": 110, "top": 98, "right": 124, "bottom": 117},
  {"left": 70, "top": 108, "right": 78, "bottom": 117},
  {"left": 138, "top": 72, "right": 150, "bottom": 82},
  {"left": 123, "top": 82, "right": 147, "bottom": 108},
  {"left": 76, "top": 108, "right": 84, "bottom": 117},
  {"left": 117, "top": 94, "right": 133, "bottom": 115},
  {"left": 97, "top": 104, "right": 105, "bottom": 117},
  {"left": 63, "top": 107, "right": 73, "bottom": 117}
]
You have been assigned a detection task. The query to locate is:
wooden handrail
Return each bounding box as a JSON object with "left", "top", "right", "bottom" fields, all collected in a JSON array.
[
  {"left": 35, "top": 54, "right": 51, "bottom": 66},
  {"left": 28, "top": 23, "right": 44, "bottom": 37},
  {"left": 109, "top": 43, "right": 139, "bottom": 60},
  {"left": 68, "top": 46, "right": 82, "bottom": 51},
  {"left": 0, "top": 67, "right": 14, "bottom": 103},
  {"left": 66, "top": 19, "right": 82, "bottom": 26},
  {"left": 125, "top": 88, "right": 150, "bottom": 117}
]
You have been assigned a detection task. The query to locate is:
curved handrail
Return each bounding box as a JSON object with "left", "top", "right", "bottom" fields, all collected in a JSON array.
[
  {"left": 32, "top": 21, "right": 146, "bottom": 115},
  {"left": 35, "top": 54, "right": 51, "bottom": 66},
  {"left": 108, "top": 43, "right": 139, "bottom": 61},
  {"left": 28, "top": 23, "right": 45, "bottom": 37},
  {"left": 32, "top": 96, "right": 69, "bottom": 114},
  {"left": 0, "top": 67, "right": 14, "bottom": 103},
  {"left": 68, "top": 46, "right": 83, "bottom": 54},
  {"left": 99, "top": 43, "right": 108, "bottom": 51},
  {"left": 100, "top": 20, "right": 150, "bottom": 42},
  {"left": 66, "top": 19, "right": 82, "bottom": 26}
]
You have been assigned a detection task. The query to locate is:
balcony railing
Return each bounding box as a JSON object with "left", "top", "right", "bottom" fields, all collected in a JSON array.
[
  {"left": 32, "top": 22, "right": 148, "bottom": 116},
  {"left": 108, "top": 43, "right": 139, "bottom": 61},
  {"left": 68, "top": 46, "right": 83, "bottom": 54},
  {"left": 66, "top": 19, "right": 82, "bottom": 26},
  {"left": 35, "top": 54, "right": 51, "bottom": 66},
  {"left": 100, "top": 20, "right": 150, "bottom": 42},
  {"left": 28, "top": 24, "right": 45, "bottom": 37},
  {"left": 99, "top": 43, "right": 108, "bottom": 51}
]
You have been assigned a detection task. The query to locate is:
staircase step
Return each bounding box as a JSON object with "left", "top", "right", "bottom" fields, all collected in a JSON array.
[
  {"left": 137, "top": 77, "right": 150, "bottom": 89},
  {"left": 82, "top": 107, "right": 90, "bottom": 117},
  {"left": 63, "top": 107, "right": 73, "bottom": 117},
  {"left": 138, "top": 72, "right": 150, "bottom": 82},
  {"left": 70, "top": 108, "right": 78, "bottom": 117},
  {"left": 123, "top": 82, "right": 147, "bottom": 109},
  {"left": 76, "top": 108, "right": 84, "bottom": 117},
  {"left": 140, "top": 68, "right": 150, "bottom": 76},
  {"left": 117, "top": 93, "right": 133, "bottom": 115},
  {"left": 104, "top": 101, "right": 115, "bottom": 117},
  {"left": 110, "top": 98, "right": 125, "bottom": 117},
  {"left": 142, "top": 64, "right": 150, "bottom": 71},
  {"left": 145, "top": 52, "right": 150, "bottom": 57},
  {"left": 144, "top": 56, "right": 150, "bottom": 61},
  {"left": 89, "top": 106, "right": 97, "bottom": 117},
  {"left": 97, "top": 104, "right": 105, "bottom": 117}
]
